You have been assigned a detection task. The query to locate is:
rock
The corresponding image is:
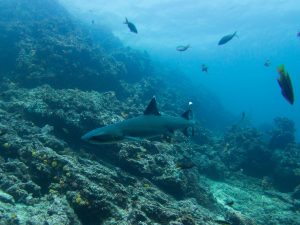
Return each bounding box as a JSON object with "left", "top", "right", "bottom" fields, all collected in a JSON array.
[
  {"left": 0, "top": 190, "right": 14, "bottom": 204},
  {"left": 292, "top": 185, "right": 300, "bottom": 200},
  {"left": 269, "top": 117, "right": 295, "bottom": 150},
  {"left": 141, "top": 203, "right": 177, "bottom": 224},
  {"left": 226, "top": 210, "right": 256, "bottom": 225}
]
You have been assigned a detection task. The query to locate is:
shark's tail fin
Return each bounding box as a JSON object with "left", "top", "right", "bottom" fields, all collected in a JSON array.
[
  {"left": 234, "top": 31, "right": 239, "bottom": 38},
  {"left": 181, "top": 102, "right": 195, "bottom": 136},
  {"left": 124, "top": 17, "right": 129, "bottom": 24}
]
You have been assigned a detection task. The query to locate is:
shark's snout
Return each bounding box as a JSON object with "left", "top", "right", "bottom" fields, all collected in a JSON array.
[{"left": 81, "top": 127, "right": 124, "bottom": 144}]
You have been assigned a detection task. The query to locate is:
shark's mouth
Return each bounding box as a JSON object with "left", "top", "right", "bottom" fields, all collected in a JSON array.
[{"left": 88, "top": 134, "right": 124, "bottom": 144}]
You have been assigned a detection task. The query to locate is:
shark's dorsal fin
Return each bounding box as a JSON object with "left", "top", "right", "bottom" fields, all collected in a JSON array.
[
  {"left": 182, "top": 110, "right": 192, "bottom": 120},
  {"left": 144, "top": 96, "right": 160, "bottom": 116},
  {"left": 181, "top": 102, "right": 193, "bottom": 120}
]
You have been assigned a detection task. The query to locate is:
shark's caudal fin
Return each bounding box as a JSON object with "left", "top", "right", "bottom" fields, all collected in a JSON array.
[
  {"left": 234, "top": 31, "right": 239, "bottom": 38},
  {"left": 182, "top": 102, "right": 194, "bottom": 136},
  {"left": 144, "top": 96, "right": 161, "bottom": 116},
  {"left": 124, "top": 17, "right": 129, "bottom": 24}
]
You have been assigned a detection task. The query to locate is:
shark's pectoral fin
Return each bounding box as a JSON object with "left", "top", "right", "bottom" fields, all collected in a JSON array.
[
  {"left": 167, "top": 128, "right": 175, "bottom": 134},
  {"left": 183, "top": 128, "right": 188, "bottom": 137},
  {"left": 182, "top": 127, "right": 194, "bottom": 137},
  {"left": 124, "top": 136, "right": 145, "bottom": 142}
]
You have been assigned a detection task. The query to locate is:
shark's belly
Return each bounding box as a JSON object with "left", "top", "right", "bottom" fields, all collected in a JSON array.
[
  {"left": 123, "top": 126, "right": 167, "bottom": 138},
  {"left": 119, "top": 115, "right": 189, "bottom": 138},
  {"left": 120, "top": 117, "right": 168, "bottom": 138}
]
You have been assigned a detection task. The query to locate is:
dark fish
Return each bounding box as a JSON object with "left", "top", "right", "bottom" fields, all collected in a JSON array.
[
  {"left": 124, "top": 17, "right": 138, "bottom": 34},
  {"left": 264, "top": 59, "right": 271, "bottom": 67},
  {"left": 176, "top": 44, "right": 190, "bottom": 51},
  {"left": 176, "top": 158, "right": 196, "bottom": 170},
  {"left": 225, "top": 200, "right": 234, "bottom": 207},
  {"left": 277, "top": 65, "right": 294, "bottom": 105},
  {"left": 297, "top": 31, "right": 300, "bottom": 38},
  {"left": 201, "top": 64, "right": 208, "bottom": 73},
  {"left": 241, "top": 111, "right": 245, "bottom": 120},
  {"left": 218, "top": 32, "right": 237, "bottom": 45}
]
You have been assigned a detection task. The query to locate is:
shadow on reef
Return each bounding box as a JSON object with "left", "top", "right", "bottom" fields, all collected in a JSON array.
[{"left": 220, "top": 117, "right": 300, "bottom": 192}]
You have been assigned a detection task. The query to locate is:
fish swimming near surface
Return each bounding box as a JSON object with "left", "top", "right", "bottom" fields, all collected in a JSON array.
[
  {"left": 277, "top": 65, "right": 294, "bottom": 105},
  {"left": 201, "top": 64, "right": 208, "bottom": 73},
  {"left": 241, "top": 111, "right": 246, "bottom": 120},
  {"left": 218, "top": 32, "right": 237, "bottom": 45},
  {"left": 264, "top": 59, "right": 271, "bottom": 67},
  {"left": 81, "top": 97, "right": 195, "bottom": 144},
  {"left": 176, "top": 44, "right": 190, "bottom": 51},
  {"left": 124, "top": 17, "right": 138, "bottom": 33}
]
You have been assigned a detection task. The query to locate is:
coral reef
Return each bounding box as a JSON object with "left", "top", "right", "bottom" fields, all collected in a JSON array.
[
  {"left": 0, "top": 0, "right": 299, "bottom": 224},
  {"left": 0, "top": 0, "right": 149, "bottom": 95},
  {"left": 269, "top": 117, "right": 296, "bottom": 150},
  {"left": 221, "top": 126, "right": 274, "bottom": 177},
  {"left": 1, "top": 81, "right": 299, "bottom": 224},
  {"left": 220, "top": 124, "right": 300, "bottom": 192},
  {"left": 0, "top": 83, "right": 224, "bottom": 224}
]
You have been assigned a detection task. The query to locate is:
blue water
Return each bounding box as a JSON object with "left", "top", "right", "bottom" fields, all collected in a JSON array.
[
  {"left": 60, "top": 0, "right": 300, "bottom": 139},
  {"left": 1, "top": 1, "right": 300, "bottom": 224}
]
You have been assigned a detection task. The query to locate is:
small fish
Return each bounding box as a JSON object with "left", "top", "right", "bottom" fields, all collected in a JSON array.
[
  {"left": 297, "top": 31, "right": 300, "bottom": 38},
  {"left": 277, "top": 65, "right": 294, "bottom": 105},
  {"left": 176, "top": 44, "right": 190, "bottom": 51},
  {"left": 264, "top": 59, "right": 271, "bottom": 67},
  {"left": 218, "top": 32, "right": 237, "bottom": 45},
  {"left": 225, "top": 200, "right": 234, "bottom": 207},
  {"left": 201, "top": 64, "right": 208, "bottom": 73},
  {"left": 124, "top": 17, "right": 138, "bottom": 34},
  {"left": 241, "top": 111, "right": 245, "bottom": 120},
  {"left": 91, "top": 20, "right": 95, "bottom": 25},
  {"left": 176, "top": 158, "right": 196, "bottom": 170}
]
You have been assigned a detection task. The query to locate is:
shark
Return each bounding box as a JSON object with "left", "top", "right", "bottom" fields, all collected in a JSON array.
[{"left": 81, "top": 97, "right": 195, "bottom": 144}]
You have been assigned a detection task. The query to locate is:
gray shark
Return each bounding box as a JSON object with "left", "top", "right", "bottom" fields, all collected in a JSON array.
[{"left": 81, "top": 97, "right": 195, "bottom": 144}]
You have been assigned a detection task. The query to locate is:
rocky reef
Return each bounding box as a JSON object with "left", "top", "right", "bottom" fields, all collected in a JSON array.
[
  {"left": 0, "top": 0, "right": 151, "bottom": 94},
  {"left": 221, "top": 122, "right": 300, "bottom": 192},
  {"left": 0, "top": 0, "right": 299, "bottom": 224},
  {"left": 0, "top": 82, "right": 299, "bottom": 225},
  {"left": 269, "top": 117, "right": 296, "bottom": 150},
  {"left": 0, "top": 82, "right": 226, "bottom": 224}
]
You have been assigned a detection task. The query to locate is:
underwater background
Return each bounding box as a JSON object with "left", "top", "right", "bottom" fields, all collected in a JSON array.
[
  {"left": 61, "top": 0, "right": 300, "bottom": 139},
  {"left": 0, "top": 0, "right": 300, "bottom": 224}
]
